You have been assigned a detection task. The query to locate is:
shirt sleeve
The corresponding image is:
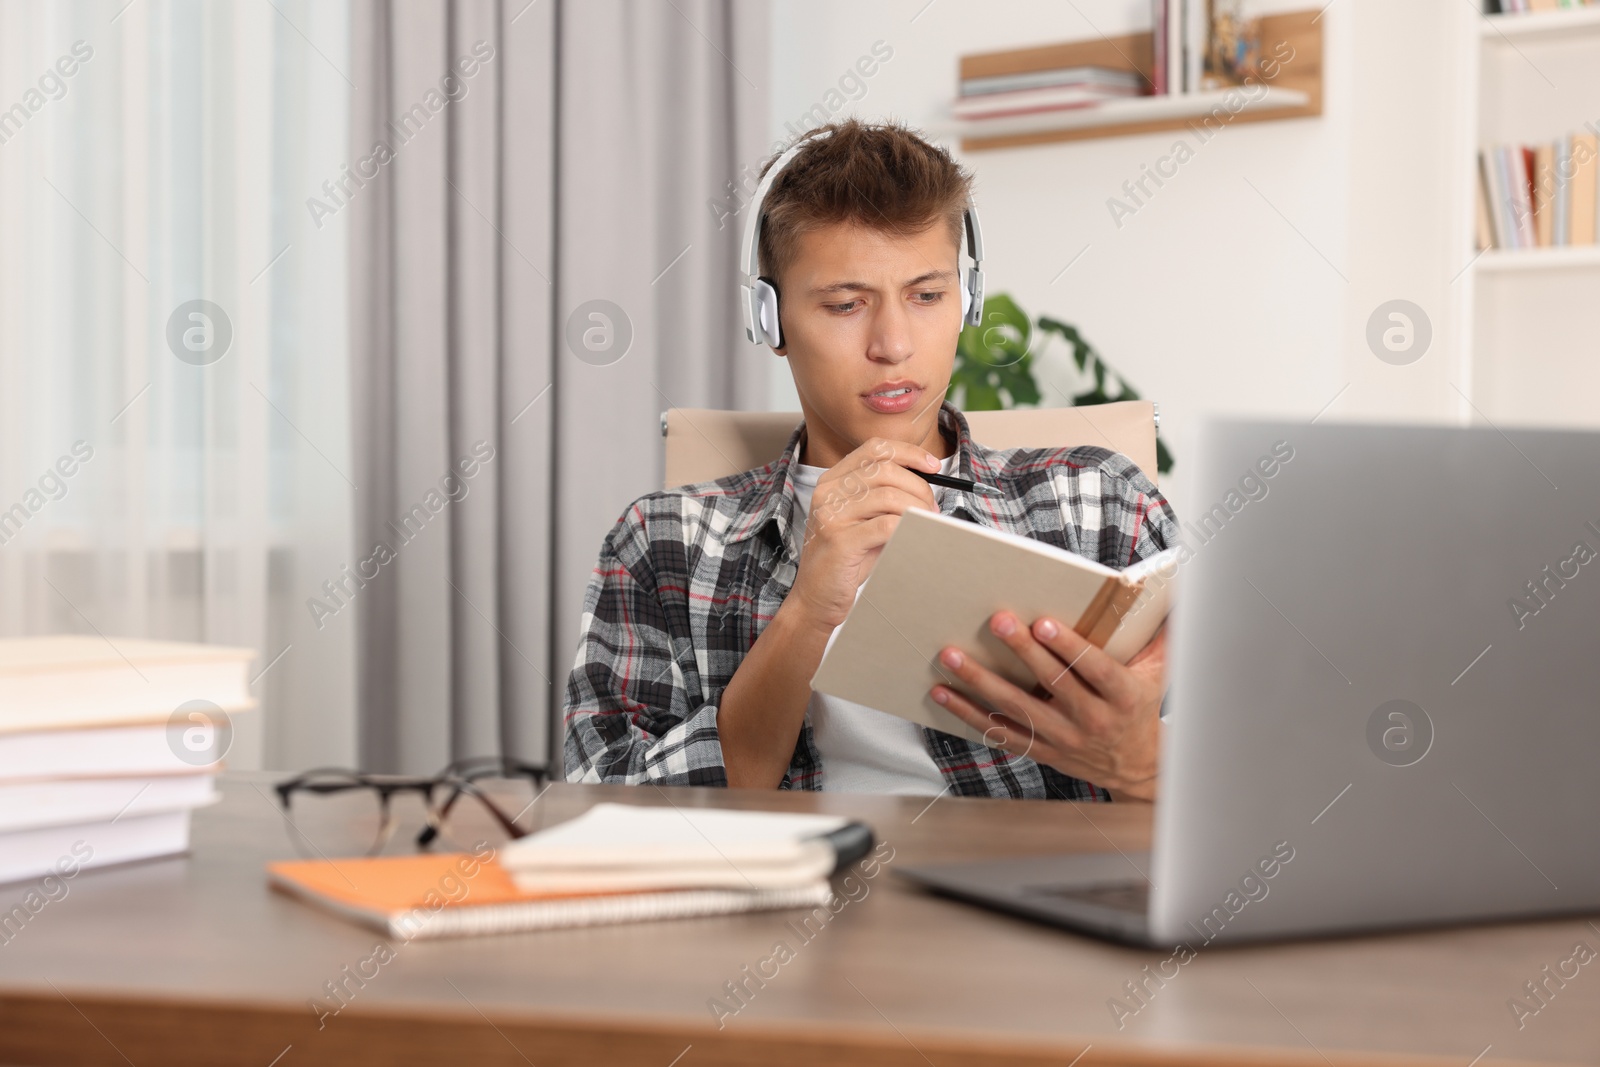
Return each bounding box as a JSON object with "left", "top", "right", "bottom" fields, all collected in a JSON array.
[
  {"left": 1103, "top": 453, "right": 1181, "bottom": 568},
  {"left": 1129, "top": 486, "right": 1179, "bottom": 565},
  {"left": 561, "top": 505, "right": 731, "bottom": 786}
]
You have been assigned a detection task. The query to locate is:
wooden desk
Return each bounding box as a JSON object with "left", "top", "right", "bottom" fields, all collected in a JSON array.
[{"left": 1, "top": 774, "right": 1596, "bottom": 1067}]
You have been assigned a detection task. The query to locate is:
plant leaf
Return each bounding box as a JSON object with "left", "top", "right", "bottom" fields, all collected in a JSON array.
[
  {"left": 964, "top": 379, "right": 1003, "bottom": 411},
  {"left": 962, "top": 293, "right": 1032, "bottom": 369}
]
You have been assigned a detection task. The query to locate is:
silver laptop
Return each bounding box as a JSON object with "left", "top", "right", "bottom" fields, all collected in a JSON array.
[{"left": 898, "top": 419, "right": 1600, "bottom": 946}]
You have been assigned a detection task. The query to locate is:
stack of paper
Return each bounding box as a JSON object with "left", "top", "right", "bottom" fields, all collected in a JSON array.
[
  {"left": 498, "top": 803, "right": 855, "bottom": 891},
  {"left": 0, "top": 637, "right": 255, "bottom": 885}
]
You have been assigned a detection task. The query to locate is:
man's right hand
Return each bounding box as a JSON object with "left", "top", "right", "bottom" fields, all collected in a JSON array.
[{"left": 785, "top": 437, "right": 941, "bottom": 633}]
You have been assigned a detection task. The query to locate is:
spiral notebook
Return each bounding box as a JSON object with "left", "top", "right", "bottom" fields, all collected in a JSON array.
[{"left": 268, "top": 852, "right": 833, "bottom": 941}]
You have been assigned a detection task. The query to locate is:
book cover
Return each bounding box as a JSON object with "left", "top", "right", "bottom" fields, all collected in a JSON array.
[
  {"left": 1534, "top": 143, "right": 1556, "bottom": 248},
  {"left": 1167, "top": 0, "right": 1184, "bottom": 96},
  {"left": 1570, "top": 134, "right": 1598, "bottom": 245},
  {"left": 1487, "top": 147, "right": 1515, "bottom": 250},
  {"left": 1508, "top": 146, "right": 1535, "bottom": 249},
  {"left": 811, "top": 510, "right": 1176, "bottom": 748},
  {"left": 1183, "top": 0, "right": 1206, "bottom": 93},
  {"left": 952, "top": 85, "right": 1142, "bottom": 121},
  {"left": 959, "top": 68, "right": 1146, "bottom": 97},
  {"left": 1521, "top": 146, "right": 1539, "bottom": 246},
  {"left": 269, "top": 851, "right": 833, "bottom": 940},
  {"left": 1, "top": 809, "right": 196, "bottom": 885},
  {"left": 1554, "top": 136, "right": 1571, "bottom": 247},
  {"left": 0, "top": 637, "right": 255, "bottom": 732},
  {"left": 1476, "top": 152, "right": 1499, "bottom": 250},
  {"left": 1152, "top": 0, "right": 1169, "bottom": 95}
]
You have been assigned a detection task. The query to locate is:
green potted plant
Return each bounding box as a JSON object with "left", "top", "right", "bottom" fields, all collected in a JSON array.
[{"left": 946, "top": 292, "right": 1173, "bottom": 474}]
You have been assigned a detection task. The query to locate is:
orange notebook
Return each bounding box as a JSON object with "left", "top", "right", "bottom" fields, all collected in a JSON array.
[{"left": 268, "top": 852, "right": 832, "bottom": 940}]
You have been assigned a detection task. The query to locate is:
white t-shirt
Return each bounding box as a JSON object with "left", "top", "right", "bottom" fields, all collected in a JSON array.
[{"left": 790, "top": 453, "right": 959, "bottom": 795}]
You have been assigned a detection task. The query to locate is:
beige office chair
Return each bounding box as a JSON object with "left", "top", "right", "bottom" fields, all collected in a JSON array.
[{"left": 661, "top": 401, "right": 1159, "bottom": 489}]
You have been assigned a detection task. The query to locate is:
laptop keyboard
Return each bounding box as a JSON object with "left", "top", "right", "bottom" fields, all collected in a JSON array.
[{"left": 1024, "top": 880, "right": 1150, "bottom": 914}]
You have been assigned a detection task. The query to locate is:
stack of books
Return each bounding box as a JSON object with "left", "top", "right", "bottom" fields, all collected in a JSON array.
[
  {"left": 952, "top": 0, "right": 1253, "bottom": 129},
  {"left": 951, "top": 65, "right": 1147, "bottom": 123},
  {"left": 1477, "top": 134, "right": 1600, "bottom": 251},
  {"left": 0, "top": 636, "right": 255, "bottom": 885}
]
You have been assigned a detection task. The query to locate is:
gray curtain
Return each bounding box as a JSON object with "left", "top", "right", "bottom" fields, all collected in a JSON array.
[{"left": 349, "top": 0, "right": 769, "bottom": 774}]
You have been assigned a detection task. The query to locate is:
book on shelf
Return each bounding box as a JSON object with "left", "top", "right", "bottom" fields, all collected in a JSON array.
[
  {"left": 1572, "top": 135, "right": 1598, "bottom": 245},
  {"left": 1158, "top": 0, "right": 1171, "bottom": 94},
  {"left": 959, "top": 66, "right": 1145, "bottom": 98},
  {"left": 1476, "top": 153, "right": 1499, "bottom": 250},
  {"left": 1506, "top": 147, "right": 1536, "bottom": 247},
  {"left": 1165, "top": 0, "right": 1183, "bottom": 96},
  {"left": 1152, "top": 0, "right": 1169, "bottom": 95},
  {"left": 1534, "top": 144, "right": 1556, "bottom": 248},
  {"left": 1554, "top": 138, "right": 1571, "bottom": 247},
  {"left": 1477, "top": 130, "right": 1600, "bottom": 252},
  {"left": 1519, "top": 146, "right": 1538, "bottom": 243},
  {"left": 1485, "top": 1, "right": 1600, "bottom": 15},
  {"left": 951, "top": 84, "right": 1144, "bottom": 121},
  {"left": 1184, "top": 0, "right": 1206, "bottom": 95}
]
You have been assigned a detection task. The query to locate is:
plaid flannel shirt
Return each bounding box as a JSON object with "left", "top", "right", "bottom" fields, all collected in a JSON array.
[{"left": 563, "top": 403, "right": 1179, "bottom": 799}]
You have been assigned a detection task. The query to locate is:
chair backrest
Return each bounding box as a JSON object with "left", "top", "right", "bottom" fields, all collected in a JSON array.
[{"left": 661, "top": 401, "right": 1159, "bottom": 489}]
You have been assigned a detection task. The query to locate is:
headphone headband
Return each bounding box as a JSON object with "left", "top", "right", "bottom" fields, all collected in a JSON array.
[{"left": 738, "top": 128, "right": 985, "bottom": 349}]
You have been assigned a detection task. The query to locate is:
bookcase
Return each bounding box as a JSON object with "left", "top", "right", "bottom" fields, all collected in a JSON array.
[{"left": 1457, "top": 5, "right": 1600, "bottom": 429}]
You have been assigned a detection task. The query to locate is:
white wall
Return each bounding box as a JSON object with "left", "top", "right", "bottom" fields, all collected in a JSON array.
[{"left": 763, "top": 0, "right": 1469, "bottom": 519}]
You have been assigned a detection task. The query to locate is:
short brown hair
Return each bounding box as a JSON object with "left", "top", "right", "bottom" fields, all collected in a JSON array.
[{"left": 756, "top": 119, "right": 973, "bottom": 281}]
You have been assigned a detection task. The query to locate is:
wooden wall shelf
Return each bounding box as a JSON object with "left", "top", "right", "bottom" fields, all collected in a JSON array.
[{"left": 957, "top": 8, "right": 1323, "bottom": 152}]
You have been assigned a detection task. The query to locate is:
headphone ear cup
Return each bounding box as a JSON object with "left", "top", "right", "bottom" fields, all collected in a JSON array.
[
  {"left": 964, "top": 268, "right": 984, "bottom": 328},
  {"left": 959, "top": 273, "right": 972, "bottom": 321},
  {"left": 754, "top": 277, "right": 782, "bottom": 348}
]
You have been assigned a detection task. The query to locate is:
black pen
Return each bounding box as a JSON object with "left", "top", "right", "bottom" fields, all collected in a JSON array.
[{"left": 911, "top": 468, "right": 1004, "bottom": 498}]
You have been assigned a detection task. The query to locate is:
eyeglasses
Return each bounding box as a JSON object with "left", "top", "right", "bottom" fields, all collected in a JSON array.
[{"left": 273, "top": 757, "right": 551, "bottom": 858}]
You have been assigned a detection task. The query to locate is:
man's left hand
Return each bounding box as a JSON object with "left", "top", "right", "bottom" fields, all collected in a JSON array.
[{"left": 930, "top": 614, "right": 1166, "bottom": 801}]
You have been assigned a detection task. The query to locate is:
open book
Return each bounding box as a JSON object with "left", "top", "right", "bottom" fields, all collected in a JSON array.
[{"left": 811, "top": 509, "right": 1178, "bottom": 746}]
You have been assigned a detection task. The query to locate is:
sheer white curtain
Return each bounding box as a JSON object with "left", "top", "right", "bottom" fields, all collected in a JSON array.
[{"left": 0, "top": 0, "right": 356, "bottom": 771}]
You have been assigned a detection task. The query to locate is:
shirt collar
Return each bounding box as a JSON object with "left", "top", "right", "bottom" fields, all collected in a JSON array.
[{"left": 728, "top": 402, "right": 1020, "bottom": 554}]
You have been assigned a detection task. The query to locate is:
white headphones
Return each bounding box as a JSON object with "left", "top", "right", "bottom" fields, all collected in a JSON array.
[{"left": 739, "top": 130, "right": 985, "bottom": 350}]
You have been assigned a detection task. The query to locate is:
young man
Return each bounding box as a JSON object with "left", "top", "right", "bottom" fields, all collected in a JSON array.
[{"left": 564, "top": 120, "right": 1178, "bottom": 801}]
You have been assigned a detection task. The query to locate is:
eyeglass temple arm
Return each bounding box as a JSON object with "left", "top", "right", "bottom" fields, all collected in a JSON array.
[{"left": 415, "top": 780, "right": 529, "bottom": 848}]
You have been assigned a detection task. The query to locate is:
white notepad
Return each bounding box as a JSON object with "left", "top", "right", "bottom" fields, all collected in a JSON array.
[{"left": 497, "top": 803, "right": 850, "bottom": 893}]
